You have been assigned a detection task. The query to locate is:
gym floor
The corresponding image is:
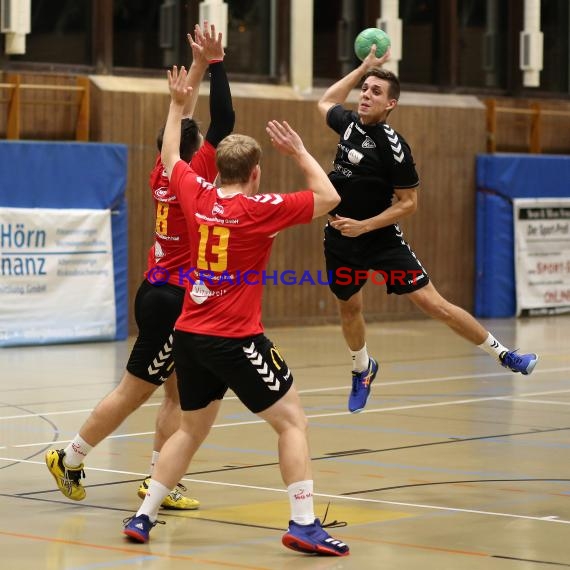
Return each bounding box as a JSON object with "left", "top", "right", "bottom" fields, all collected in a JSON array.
[{"left": 1, "top": 315, "right": 569, "bottom": 569}]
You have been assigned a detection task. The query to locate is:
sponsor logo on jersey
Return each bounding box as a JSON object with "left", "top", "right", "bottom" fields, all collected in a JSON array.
[
  {"left": 155, "top": 234, "right": 181, "bottom": 241},
  {"left": 153, "top": 187, "right": 176, "bottom": 202},
  {"left": 348, "top": 149, "right": 364, "bottom": 164},
  {"left": 190, "top": 279, "right": 211, "bottom": 304},
  {"left": 196, "top": 212, "right": 240, "bottom": 225},
  {"left": 154, "top": 241, "right": 165, "bottom": 262},
  {"left": 354, "top": 123, "right": 367, "bottom": 135},
  {"left": 343, "top": 123, "right": 354, "bottom": 140},
  {"left": 334, "top": 163, "right": 353, "bottom": 177},
  {"left": 212, "top": 202, "right": 224, "bottom": 216}
]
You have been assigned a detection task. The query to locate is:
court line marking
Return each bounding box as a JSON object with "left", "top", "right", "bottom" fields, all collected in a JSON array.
[
  {"left": 4, "top": 519, "right": 570, "bottom": 568},
  {"left": 0, "top": 529, "right": 272, "bottom": 569},
  {"left": 1, "top": 364, "right": 568, "bottom": 422},
  {"left": 507, "top": 398, "right": 570, "bottom": 406},
  {"left": 1, "top": 456, "right": 569, "bottom": 526},
  {"left": 5, "top": 522, "right": 562, "bottom": 567},
  {"left": 2, "top": 386, "right": 570, "bottom": 451}
]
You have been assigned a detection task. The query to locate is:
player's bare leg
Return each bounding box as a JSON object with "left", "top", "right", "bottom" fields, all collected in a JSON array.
[
  {"left": 408, "top": 281, "right": 538, "bottom": 374},
  {"left": 337, "top": 292, "right": 378, "bottom": 413},
  {"left": 260, "top": 387, "right": 349, "bottom": 556},
  {"left": 137, "top": 373, "right": 200, "bottom": 510}
]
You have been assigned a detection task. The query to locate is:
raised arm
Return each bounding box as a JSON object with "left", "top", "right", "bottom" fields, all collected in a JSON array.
[
  {"left": 181, "top": 25, "right": 209, "bottom": 118},
  {"left": 266, "top": 120, "right": 339, "bottom": 219},
  {"left": 162, "top": 66, "right": 193, "bottom": 177},
  {"left": 317, "top": 47, "right": 391, "bottom": 119},
  {"left": 188, "top": 22, "right": 235, "bottom": 146}
]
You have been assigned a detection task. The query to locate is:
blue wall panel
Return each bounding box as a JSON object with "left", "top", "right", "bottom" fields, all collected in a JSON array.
[
  {"left": 0, "top": 141, "right": 128, "bottom": 341},
  {"left": 475, "top": 153, "right": 570, "bottom": 318}
]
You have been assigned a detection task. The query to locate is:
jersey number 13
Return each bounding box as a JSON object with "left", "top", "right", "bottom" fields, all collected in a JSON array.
[{"left": 197, "top": 224, "right": 230, "bottom": 272}]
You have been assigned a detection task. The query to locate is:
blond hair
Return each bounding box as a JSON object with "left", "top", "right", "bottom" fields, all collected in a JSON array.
[{"left": 216, "top": 134, "right": 262, "bottom": 184}]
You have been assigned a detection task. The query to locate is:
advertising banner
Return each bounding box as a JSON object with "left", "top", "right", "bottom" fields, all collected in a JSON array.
[
  {"left": 0, "top": 207, "right": 116, "bottom": 345},
  {"left": 514, "top": 198, "right": 570, "bottom": 316}
]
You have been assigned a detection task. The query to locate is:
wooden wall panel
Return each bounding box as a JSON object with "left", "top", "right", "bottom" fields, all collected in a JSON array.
[
  {"left": 0, "top": 72, "right": 80, "bottom": 140},
  {"left": 491, "top": 97, "right": 570, "bottom": 154},
  {"left": 90, "top": 83, "right": 168, "bottom": 332},
  {"left": 8, "top": 72, "right": 570, "bottom": 334}
]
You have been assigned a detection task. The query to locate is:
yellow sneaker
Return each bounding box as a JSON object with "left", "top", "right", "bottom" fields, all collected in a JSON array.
[
  {"left": 45, "top": 449, "right": 86, "bottom": 501},
  {"left": 137, "top": 477, "right": 200, "bottom": 510}
]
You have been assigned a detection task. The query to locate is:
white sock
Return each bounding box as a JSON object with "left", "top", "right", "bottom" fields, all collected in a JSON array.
[
  {"left": 350, "top": 344, "right": 369, "bottom": 372},
  {"left": 287, "top": 480, "right": 315, "bottom": 525},
  {"left": 149, "top": 450, "right": 160, "bottom": 476},
  {"left": 478, "top": 332, "right": 509, "bottom": 360},
  {"left": 136, "top": 479, "right": 170, "bottom": 522},
  {"left": 63, "top": 434, "right": 92, "bottom": 467}
]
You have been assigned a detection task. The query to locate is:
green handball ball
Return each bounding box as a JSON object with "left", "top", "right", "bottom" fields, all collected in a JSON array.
[{"left": 354, "top": 28, "right": 391, "bottom": 61}]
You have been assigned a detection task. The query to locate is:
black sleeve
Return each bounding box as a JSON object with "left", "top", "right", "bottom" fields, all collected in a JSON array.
[
  {"left": 387, "top": 131, "right": 420, "bottom": 189},
  {"left": 326, "top": 104, "right": 353, "bottom": 135},
  {"left": 204, "top": 62, "right": 235, "bottom": 147}
]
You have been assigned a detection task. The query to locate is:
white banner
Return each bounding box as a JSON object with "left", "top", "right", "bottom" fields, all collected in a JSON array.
[
  {"left": 0, "top": 208, "right": 116, "bottom": 345},
  {"left": 514, "top": 199, "right": 570, "bottom": 317}
]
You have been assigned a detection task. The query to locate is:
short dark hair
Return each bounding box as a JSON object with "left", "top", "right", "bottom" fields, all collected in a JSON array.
[
  {"left": 362, "top": 68, "right": 400, "bottom": 101},
  {"left": 156, "top": 118, "right": 201, "bottom": 162}
]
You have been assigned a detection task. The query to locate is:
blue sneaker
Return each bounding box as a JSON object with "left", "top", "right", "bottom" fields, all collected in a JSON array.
[
  {"left": 282, "top": 519, "right": 349, "bottom": 556},
  {"left": 122, "top": 514, "right": 164, "bottom": 543},
  {"left": 500, "top": 350, "right": 538, "bottom": 375},
  {"left": 348, "top": 357, "right": 379, "bottom": 413}
]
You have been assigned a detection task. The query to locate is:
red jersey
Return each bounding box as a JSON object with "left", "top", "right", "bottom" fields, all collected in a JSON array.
[
  {"left": 170, "top": 160, "right": 314, "bottom": 337},
  {"left": 145, "top": 141, "right": 218, "bottom": 286}
]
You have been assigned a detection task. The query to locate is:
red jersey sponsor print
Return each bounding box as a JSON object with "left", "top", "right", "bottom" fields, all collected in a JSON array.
[
  {"left": 144, "top": 142, "right": 218, "bottom": 287},
  {"left": 170, "top": 160, "right": 314, "bottom": 337}
]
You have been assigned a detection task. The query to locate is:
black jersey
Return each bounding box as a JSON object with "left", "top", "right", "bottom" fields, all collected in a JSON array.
[{"left": 326, "top": 105, "right": 419, "bottom": 231}]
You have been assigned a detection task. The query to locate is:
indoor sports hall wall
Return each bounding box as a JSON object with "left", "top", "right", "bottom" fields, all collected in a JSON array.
[
  {"left": 0, "top": 140, "right": 128, "bottom": 345},
  {"left": 88, "top": 77, "right": 486, "bottom": 332},
  {"left": 4, "top": 72, "right": 570, "bottom": 334},
  {"left": 475, "top": 153, "right": 570, "bottom": 318}
]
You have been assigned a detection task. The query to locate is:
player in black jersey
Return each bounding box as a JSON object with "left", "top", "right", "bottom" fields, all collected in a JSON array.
[{"left": 318, "top": 46, "right": 538, "bottom": 413}]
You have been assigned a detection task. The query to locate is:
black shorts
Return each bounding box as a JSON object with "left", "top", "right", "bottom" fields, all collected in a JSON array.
[
  {"left": 173, "top": 331, "right": 293, "bottom": 413},
  {"left": 126, "top": 280, "right": 184, "bottom": 385},
  {"left": 324, "top": 224, "right": 430, "bottom": 301}
]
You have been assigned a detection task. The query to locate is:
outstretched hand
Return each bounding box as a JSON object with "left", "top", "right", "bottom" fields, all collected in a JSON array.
[
  {"left": 189, "top": 20, "right": 224, "bottom": 62},
  {"left": 266, "top": 120, "right": 305, "bottom": 157},
  {"left": 187, "top": 28, "right": 207, "bottom": 67},
  {"left": 363, "top": 45, "right": 391, "bottom": 68},
  {"left": 167, "top": 65, "right": 193, "bottom": 106}
]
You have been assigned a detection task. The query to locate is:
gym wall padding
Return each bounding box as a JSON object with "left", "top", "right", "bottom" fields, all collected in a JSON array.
[
  {"left": 475, "top": 153, "right": 570, "bottom": 317},
  {"left": 0, "top": 141, "right": 128, "bottom": 343}
]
